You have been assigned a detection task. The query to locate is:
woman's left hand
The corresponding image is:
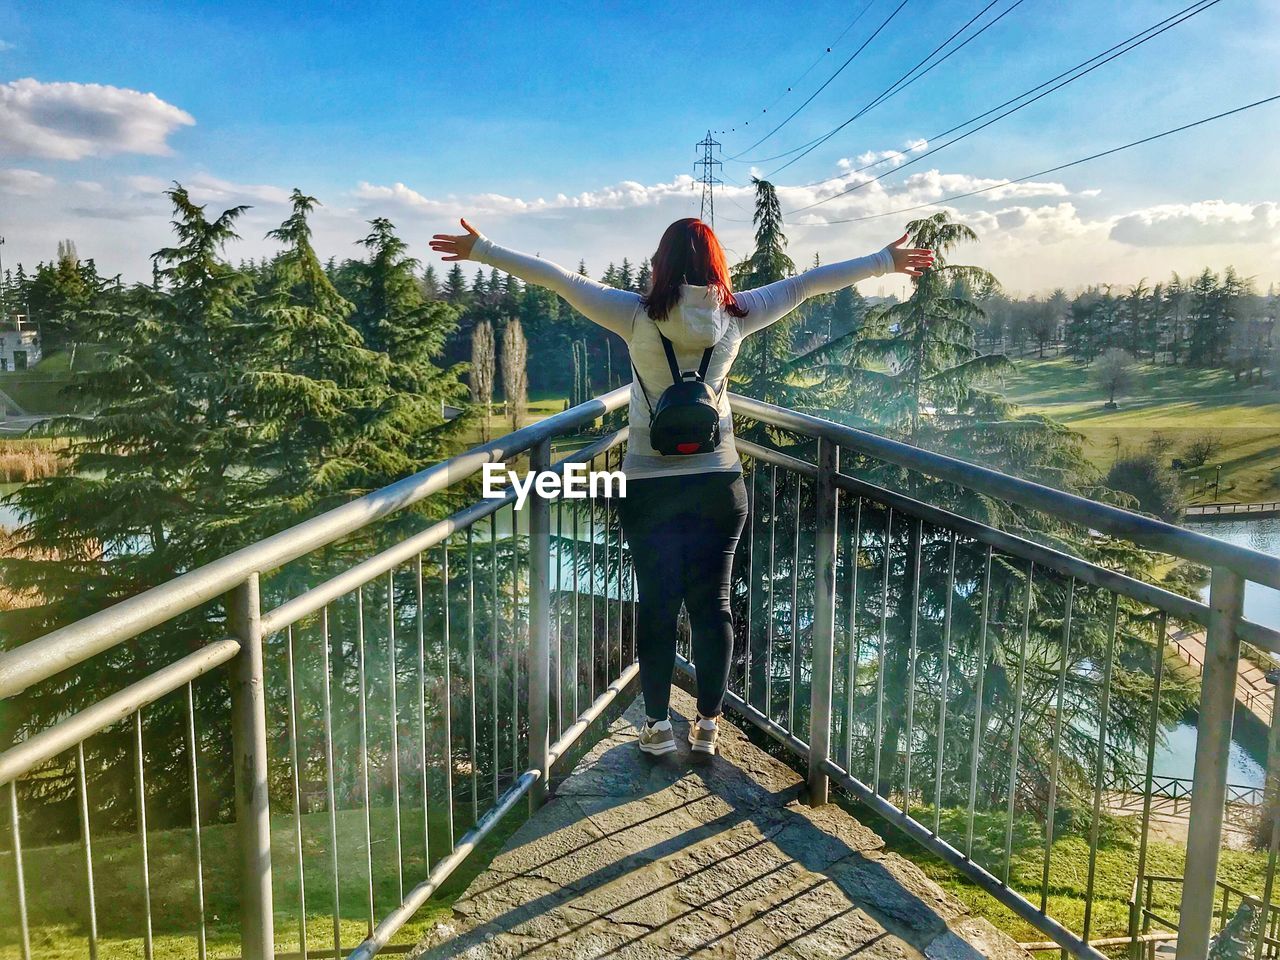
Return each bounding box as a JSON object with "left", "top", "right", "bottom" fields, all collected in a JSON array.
[
  {"left": 887, "top": 233, "right": 935, "bottom": 278},
  {"left": 429, "top": 218, "right": 481, "bottom": 261}
]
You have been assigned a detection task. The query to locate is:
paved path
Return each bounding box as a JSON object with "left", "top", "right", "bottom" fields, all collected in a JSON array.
[
  {"left": 1167, "top": 626, "right": 1274, "bottom": 727},
  {"left": 414, "top": 687, "right": 1030, "bottom": 960}
]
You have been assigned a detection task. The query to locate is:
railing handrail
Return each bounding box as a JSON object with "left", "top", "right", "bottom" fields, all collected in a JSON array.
[
  {"left": 0, "top": 387, "right": 630, "bottom": 700},
  {"left": 728, "top": 392, "right": 1280, "bottom": 590}
]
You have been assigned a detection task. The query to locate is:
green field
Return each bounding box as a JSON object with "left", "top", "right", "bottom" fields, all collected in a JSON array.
[
  {"left": 0, "top": 346, "right": 109, "bottom": 416},
  {"left": 1002, "top": 357, "right": 1280, "bottom": 503},
  {"left": 864, "top": 802, "right": 1268, "bottom": 948},
  {"left": 0, "top": 803, "right": 518, "bottom": 960}
]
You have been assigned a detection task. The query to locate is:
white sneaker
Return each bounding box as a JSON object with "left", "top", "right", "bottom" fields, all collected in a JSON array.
[
  {"left": 688, "top": 714, "right": 719, "bottom": 755},
  {"left": 639, "top": 719, "right": 676, "bottom": 756}
]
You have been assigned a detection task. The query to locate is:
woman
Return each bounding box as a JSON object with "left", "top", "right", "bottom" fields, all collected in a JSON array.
[{"left": 431, "top": 217, "right": 933, "bottom": 757}]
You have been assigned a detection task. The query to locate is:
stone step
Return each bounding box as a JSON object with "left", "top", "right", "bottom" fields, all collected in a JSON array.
[{"left": 413, "top": 687, "right": 1032, "bottom": 960}]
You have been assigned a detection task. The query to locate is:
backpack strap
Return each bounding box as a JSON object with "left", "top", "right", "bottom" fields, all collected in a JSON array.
[
  {"left": 630, "top": 359, "right": 655, "bottom": 418},
  {"left": 660, "top": 333, "right": 716, "bottom": 385},
  {"left": 659, "top": 333, "right": 683, "bottom": 384},
  {"left": 696, "top": 345, "right": 714, "bottom": 382}
]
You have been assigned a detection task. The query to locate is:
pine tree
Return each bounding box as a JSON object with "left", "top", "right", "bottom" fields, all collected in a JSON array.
[
  {"left": 732, "top": 178, "right": 797, "bottom": 407},
  {"left": 0, "top": 187, "right": 473, "bottom": 833}
]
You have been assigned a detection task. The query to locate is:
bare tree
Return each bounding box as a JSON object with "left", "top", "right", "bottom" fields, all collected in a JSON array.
[
  {"left": 470, "top": 319, "right": 495, "bottom": 442},
  {"left": 1093, "top": 347, "right": 1136, "bottom": 407},
  {"left": 501, "top": 317, "right": 528, "bottom": 433}
]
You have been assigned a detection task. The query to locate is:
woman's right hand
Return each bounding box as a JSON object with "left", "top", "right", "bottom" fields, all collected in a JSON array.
[{"left": 429, "top": 218, "right": 481, "bottom": 261}]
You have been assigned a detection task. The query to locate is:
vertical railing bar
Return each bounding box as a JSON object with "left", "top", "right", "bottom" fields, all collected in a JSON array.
[
  {"left": 965, "top": 544, "right": 994, "bottom": 859},
  {"left": 1131, "top": 609, "right": 1165, "bottom": 957},
  {"left": 1178, "top": 566, "right": 1246, "bottom": 960},
  {"left": 1041, "top": 578, "right": 1075, "bottom": 915},
  {"left": 744, "top": 462, "right": 756, "bottom": 705},
  {"left": 528, "top": 436, "right": 552, "bottom": 809},
  {"left": 284, "top": 626, "right": 308, "bottom": 960},
  {"left": 615, "top": 467, "right": 624, "bottom": 682},
  {"left": 133, "top": 709, "right": 154, "bottom": 960},
  {"left": 467, "top": 527, "right": 479, "bottom": 827},
  {"left": 602, "top": 448, "right": 612, "bottom": 685},
  {"left": 845, "top": 497, "right": 862, "bottom": 774},
  {"left": 184, "top": 683, "right": 208, "bottom": 960},
  {"left": 77, "top": 740, "right": 99, "bottom": 960},
  {"left": 511, "top": 504, "right": 520, "bottom": 782},
  {"left": 1003, "top": 562, "right": 1034, "bottom": 886},
  {"left": 227, "top": 573, "right": 274, "bottom": 960},
  {"left": 356, "top": 587, "right": 375, "bottom": 935},
  {"left": 1082, "top": 591, "right": 1120, "bottom": 941},
  {"left": 9, "top": 781, "right": 31, "bottom": 960},
  {"left": 554, "top": 488, "right": 563, "bottom": 739},
  {"left": 933, "top": 532, "right": 957, "bottom": 837},
  {"left": 589, "top": 459, "right": 597, "bottom": 704},
  {"left": 629, "top": 480, "right": 637, "bottom": 668},
  {"left": 415, "top": 554, "right": 432, "bottom": 874},
  {"left": 766, "top": 465, "right": 777, "bottom": 721},
  {"left": 387, "top": 570, "right": 404, "bottom": 905},
  {"left": 320, "top": 607, "right": 341, "bottom": 959},
  {"left": 572, "top": 500, "right": 581, "bottom": 721},
  {"left": 442, "top": 542, "right": 456, "bottom": 851},
  {"left": 807, "top": 438, "right": 838, "bottom": 806},
  {"left": 788, "top": 470, "right": 801, "bottom": 736},
  {"left": 903, "top": 517, "right": 923, "bottom": 819},
  {"left": 873, "top": 507, "right": 893, "bottom": 794},
  {"left": 490, "top": 517, "right": 500, "bottom": 802}
]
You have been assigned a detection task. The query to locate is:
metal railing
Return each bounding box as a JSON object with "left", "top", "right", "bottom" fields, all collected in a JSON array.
[{"left": 3, "top": 387, "right": 1280, "bottom": 960}]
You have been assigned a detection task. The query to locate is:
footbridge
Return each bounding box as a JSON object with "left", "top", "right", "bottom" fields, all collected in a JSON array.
[{"left": 2, "top": 389, "right": 1279, "bottom": 960}]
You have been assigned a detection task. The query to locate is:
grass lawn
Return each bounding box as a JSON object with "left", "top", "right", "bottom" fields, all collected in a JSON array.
[
  {"left": 1002, "top": 357, "right": 1280, "bottom": 503},
  {"left": 0, "top": 803, "right": 520, "bottom": 960},
  {"left": 0, "top": 345, "right": 109, "bottom": 416},
  {"left": 852, "top": 801, "right": 1268, "bottom": 951}
]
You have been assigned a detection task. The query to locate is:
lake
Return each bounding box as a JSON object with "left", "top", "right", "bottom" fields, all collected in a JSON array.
[{"left": 1152, "top": 517, "right": 1280, "bottom": 790}]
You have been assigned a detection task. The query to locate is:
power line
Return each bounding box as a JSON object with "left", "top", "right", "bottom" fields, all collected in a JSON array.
[
  {"left": 753, "top": 0, "right": 1029, "bottom": 172},
  {"left": 725, "top": 0, "right": 912, "bottom": 160},
  {"left": 793, "top": 93, "right": 1280, "bottom": 225},
  {"left": 784, "top": 0, "right": 1222, "bottom": 216},
  {"left": 714, "top": 0, "right": 881, "bottom": 138}
]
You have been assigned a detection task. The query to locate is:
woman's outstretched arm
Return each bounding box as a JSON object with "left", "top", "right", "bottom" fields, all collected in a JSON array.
[
  {"left": 430, "top": 219, "right": 641, "bottom": 338},
  {"left": 737, "top": 233, "right": 934, "bottom": 335}
]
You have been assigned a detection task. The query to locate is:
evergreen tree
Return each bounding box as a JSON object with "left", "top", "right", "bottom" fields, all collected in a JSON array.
[
  {"left": 0, "top": 186, "right": 472, "bottom": 834},
  {"left": 732, "top": 178, "right": 797, "bottom": 407}
]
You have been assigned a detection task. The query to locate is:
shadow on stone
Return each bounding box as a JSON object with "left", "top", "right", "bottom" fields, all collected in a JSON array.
[{"left": 414, "top": 688, "right": 1029, "bottom": 960}]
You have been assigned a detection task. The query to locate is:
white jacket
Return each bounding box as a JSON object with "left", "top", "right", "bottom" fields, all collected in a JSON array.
[{"left": 470, "top": 234, "right": 894, "bottom": 479}]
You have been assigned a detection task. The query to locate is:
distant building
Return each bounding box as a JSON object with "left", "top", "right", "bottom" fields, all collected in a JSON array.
[{"left": 0, "top": 315, "right": 42, "bottom": 371}]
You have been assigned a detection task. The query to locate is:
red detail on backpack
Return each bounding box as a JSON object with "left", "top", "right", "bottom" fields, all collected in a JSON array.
[{"left": 676, "top": 442, "right": 701, "bottom": 454}]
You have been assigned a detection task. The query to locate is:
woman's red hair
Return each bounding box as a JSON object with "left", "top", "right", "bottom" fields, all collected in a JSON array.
[{"left": 641, "top": 218, "right": 748, "bottom": 322}]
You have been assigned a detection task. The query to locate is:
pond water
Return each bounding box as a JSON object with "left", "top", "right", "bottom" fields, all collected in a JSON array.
[
  {"left": 0, "top": 482, "right": 22, "bottom": 529},
  {"left": 1186, "top": 517, "right": 1280, "bottom": 629},
  {"left": 1147, "top": 517, "right": 1280, "bottom": 790}
]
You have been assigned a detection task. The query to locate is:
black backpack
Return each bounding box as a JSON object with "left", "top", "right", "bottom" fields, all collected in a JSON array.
[{"left": 633, "top": 334, "right": 724, "bottom": 456}]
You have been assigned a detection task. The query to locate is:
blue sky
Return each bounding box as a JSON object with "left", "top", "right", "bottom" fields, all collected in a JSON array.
[{"left": 1, "top": 0, "right": 1277, "bottom": 294}]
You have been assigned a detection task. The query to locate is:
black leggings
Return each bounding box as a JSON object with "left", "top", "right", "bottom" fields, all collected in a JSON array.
[{"left": 617, "top": 471, "right": 748, "bottom": 721}]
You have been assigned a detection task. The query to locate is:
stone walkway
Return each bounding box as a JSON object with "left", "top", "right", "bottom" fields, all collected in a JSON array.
[{"left": 413, "top": 688, "right": 1030, "bottom": 960}]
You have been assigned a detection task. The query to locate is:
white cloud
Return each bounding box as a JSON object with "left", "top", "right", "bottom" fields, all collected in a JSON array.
[
  {"left": 0, "top": 78, "right": 194, "bottom": 160},
  {"left": 1110, "top": 201, "right": 1280, "bottom": 247},
  {"left": 354, "top": 174, "right": 698, "bottom": 217},
  {"left": 184, "top": 174, "right": 292, "bottom": 206},
  {"left": 0, "top": 40, "right": 14, "bottom": 53},
  {"left": 0, "top": 168, "right": 55, "bottom": 195},
  {"left": 73, "top": 180, "right": 103, "bottom": 192},
  {"left": 845, "top": 138, "right": 929, "bottom": 171}
]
